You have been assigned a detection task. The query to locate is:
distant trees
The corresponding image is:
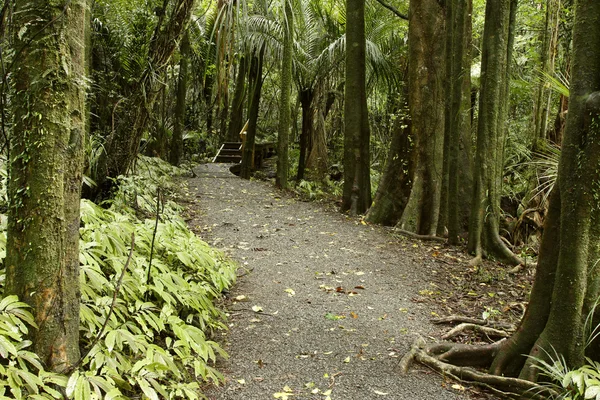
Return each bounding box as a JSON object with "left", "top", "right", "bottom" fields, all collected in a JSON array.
[
  {"left": 92, "top": 0, "right": 195, "bottom": 196},
  {"left": 6, "top": 0, "right": 89, "bottom": 371}
]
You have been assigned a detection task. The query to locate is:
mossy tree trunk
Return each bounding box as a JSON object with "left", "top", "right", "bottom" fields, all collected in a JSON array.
[
  {"left": 467, "top": 0, "right": 521, "bottom": 266},
  {"left": 170, "top": 31, "right": 190, "bottom": 166},
  {"left": 342, "top": 0, "right": 371, "bottom": 215},
  {"left": 94, "top": 0, "right": 195, "bottom": 197},
  {"left": 6, "top": 0, "right": 88, "bottom": 372},
  {"left": 399, "top": 0, "right": 445, "bottom": 235},
  {"left": 276, "top": 0, "right": 293, "bottom": 189},
  {"left": 241, "top": 46, "right": 265, "bottom": 180}
]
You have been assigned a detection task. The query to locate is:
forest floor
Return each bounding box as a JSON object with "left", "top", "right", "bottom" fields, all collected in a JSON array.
[{"left": 180, "top": 163, "right": 533, "bottom": 400}]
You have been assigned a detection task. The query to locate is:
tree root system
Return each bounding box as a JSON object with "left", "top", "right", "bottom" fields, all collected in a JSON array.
[{"left": 399, "top": 336, "right": 555, "bottom": 399}]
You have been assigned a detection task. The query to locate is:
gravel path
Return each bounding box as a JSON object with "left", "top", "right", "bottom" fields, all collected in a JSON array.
[{"left": 186, "top": 163, "right": 468, "bottom": 400}]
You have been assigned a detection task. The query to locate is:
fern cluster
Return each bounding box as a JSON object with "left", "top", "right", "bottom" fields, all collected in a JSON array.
[{"left": 0, "top": 156, "right": 236, "bottom": 399}]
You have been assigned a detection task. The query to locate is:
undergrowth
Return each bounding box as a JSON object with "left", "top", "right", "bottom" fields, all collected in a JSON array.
[{"left": 0, "top": 156, "right": 236, "bottom": 399}]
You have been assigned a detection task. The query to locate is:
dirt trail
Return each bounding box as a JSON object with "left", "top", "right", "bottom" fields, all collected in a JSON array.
[{"left": 185, "top": 163, "right": 468, "bottom": 400}]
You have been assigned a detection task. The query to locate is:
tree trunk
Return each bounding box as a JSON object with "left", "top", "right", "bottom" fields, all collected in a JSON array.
[
  {"left": 297, "top": 88, "right": 314, "bottom": 182},
  {"left": 401, "top": 0, "right": 446, "bottom": 233},
  {"left": 441, "top": 0, "right": 473, "bottom": 244},
  {"left": 531, "top": 0, "right": 560, "bottom": 148},
  {"left": 276, "top": 0, "right": 293, "bottom": 189},
  {"left": 342, "top": 0, "right": 371, "bottom": 215},
  {"left": 170, "top": 32, "right": 190, "bottom": 166},
  {"left": 440, "top": 0, "right": 600, "bottom": 383},
  {"left": 366, "top": 115, "right": 414, "bottom": 225},
  {"left": 467, "top": 0, "right": 521, "bottom": 266},
  {"left": 6, "top": 0, "right": 88, "bottom": 372},
  {"left": 305, "top": 86, "right": 331, "bottom": 181},
  {"left": 93, "top": 0, "right": 195, "bottom": 197},
  {"left": 399, "top": 0, "right": 445, "bottom": 235},
  {"left": 227, "top": 56, "right": 248, "bottom": 142},
  {"left": 241, "top": 46, "right": 265, "bottom": 180}
]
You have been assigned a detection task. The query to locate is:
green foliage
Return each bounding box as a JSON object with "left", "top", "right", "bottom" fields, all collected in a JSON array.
[
  {"left": 295, "top": 178, "right": 342, "bottom": 200},
  {"left": 533, "top": 352, "right": 600, "bottom": 400},
  {"left": 0, "top": 156, "right": 236, "bottom": 399}
]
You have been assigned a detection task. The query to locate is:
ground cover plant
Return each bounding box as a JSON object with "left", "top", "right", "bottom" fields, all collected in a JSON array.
[{"left": 0, "top": 157, "right": 236, "bottom": 399}]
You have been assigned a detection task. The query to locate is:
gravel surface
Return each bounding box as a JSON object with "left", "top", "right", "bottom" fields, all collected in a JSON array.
[{"left": 185, "top": 163, "right": 469, "bottom": 400}]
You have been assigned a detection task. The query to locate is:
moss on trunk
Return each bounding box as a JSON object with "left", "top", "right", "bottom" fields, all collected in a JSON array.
[{"left": 6, "top": 0, "right": 88, "bottom": 372}]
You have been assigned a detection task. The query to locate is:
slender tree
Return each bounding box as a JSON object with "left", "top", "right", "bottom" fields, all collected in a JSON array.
[
  {"left": 170, "top": 31, "right": 190, "bottom": 166},
  {"left": 467, "top": 0, "right": 521, "bottom": 265},
  {"left": 227, "top": 56, "right": 248, "bottom": 142},
  {"left": 240, "top": 45, "right": 265, "bottom": 179},
  {"left": 440, "top": 0, "right": 473, "bottom": 244},
  {"left": 342, "top": 0, "right": 371, "bottom": 215},
  {"left": 276, "top": 0, "right": 293, "bottom": 189},
  {"left": 6, "top": 0, "right": 88, "bottom": 372}
]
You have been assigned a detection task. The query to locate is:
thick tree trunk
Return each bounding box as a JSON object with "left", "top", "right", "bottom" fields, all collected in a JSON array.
[
  {"left": 93, "top": 0, "right": 195, "bottom": 197},
  {"left": 342, "top": 0, "right": 371, "bottom": 215},
  {"left": 467, "top": 0, "right": 521, "bottom": 266},
  {"left": 170, "top": 32, "right": 190, "bottom": 166},
  {"left": 241, "top": 47, "right": 265, "bottom": 180},
  {"left": 399, "top": 0, "right": 445, "bottom": 235},
  {"left": 228, "top": 56, "right": 248, "bottom": 143},
  {"left": 6, "top": 0, "right": 88, "bottom": 372}
]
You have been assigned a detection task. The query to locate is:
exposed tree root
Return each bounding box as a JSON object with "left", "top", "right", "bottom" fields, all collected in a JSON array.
[
  {"left": 393, "top": 228, "right": 446, "bottom": 242},
  {"left": 399, "top": 337, "right": 555, "bottom": 399},
  {"left": 442, "top": 323, "right": 511, "bottom": 341},
  {"left": 431, "top": 315, "right": 516, "bottom": 331}
]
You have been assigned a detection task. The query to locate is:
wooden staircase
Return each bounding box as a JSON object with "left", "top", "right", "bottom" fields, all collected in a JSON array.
[{"left": 213, "top": 142, "right": 242, "bottom": 164}]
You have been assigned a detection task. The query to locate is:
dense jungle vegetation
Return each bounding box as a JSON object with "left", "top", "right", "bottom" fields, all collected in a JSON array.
[{"left": 0, "top": 0, "right": 599, "bottom": 398}]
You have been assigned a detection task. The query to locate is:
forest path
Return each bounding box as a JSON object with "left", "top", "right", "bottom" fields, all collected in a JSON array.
[{"left": 185, "top": 163, "right": 467, "bottom": 400}]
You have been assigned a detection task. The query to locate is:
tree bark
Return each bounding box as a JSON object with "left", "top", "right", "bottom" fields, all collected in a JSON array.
[
  {"left": 399, "top": 0, "right": 445, "bottom": 235},
  {"left": 276, "top": 0, "right": 293, "bottom": 189},
  {"left": 6, "top": 0, "right": 88, "bottom": 372},
  {"left": 342, "top": 0, "right": 371, "bottom": 215}
]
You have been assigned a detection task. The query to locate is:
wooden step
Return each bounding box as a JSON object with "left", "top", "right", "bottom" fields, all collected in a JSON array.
[{"left": 214, "top": 155, "right": 242, "bottom": 163}]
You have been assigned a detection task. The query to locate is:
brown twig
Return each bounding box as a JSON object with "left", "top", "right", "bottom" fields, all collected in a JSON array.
[
  {"left": 66, "top": 232, "right": 136, "bottom": 374},
  {"left": 145, "top": 188, "right": 161, "bottom": 301}
]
